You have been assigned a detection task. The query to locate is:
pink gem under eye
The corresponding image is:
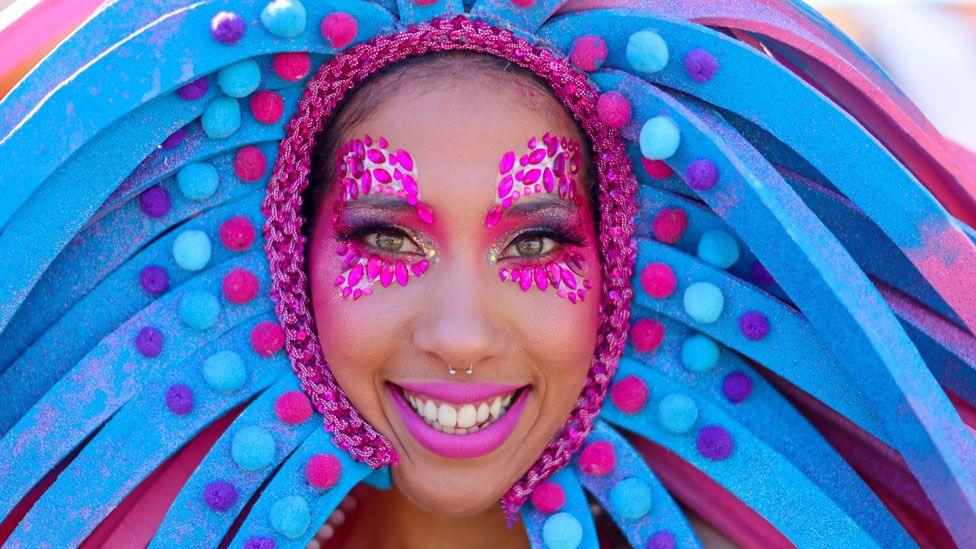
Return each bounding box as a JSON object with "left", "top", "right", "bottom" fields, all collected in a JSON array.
[{"left": 500, "top": 151, "right": 515, "bottom": 174}]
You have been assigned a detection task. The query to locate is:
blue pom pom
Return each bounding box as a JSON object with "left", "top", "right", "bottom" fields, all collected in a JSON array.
[
  {"left": 232, "top": 426, "right": 276, "bottom": 470},
  {"left": 260, "top": 0, "right": 307, "bottom": 38},
  {"left": 542, "top": 512, "right": 583, "bottom": 549},
  {"left": 609, "top": 478, "right": 653, "bottom": 520},
  {"left": 269, "top": 495, "right": 311, "bottom": 539},
  {"left": 639, "top": 117, "right": 680, "bottom": 160},
  {"left": 201, "top": 96, "right": 241, "bottom": 139},
  {"left": 683, "top": 282, "right": 724, "bottom": 324},
  {"left": 172, "top": 229, "right": 212, "bottom": 271},
  {"left": 626, "top": 30, "right": 669, "bottom": 73},
  {"left": 681, "top": 333, "right": 720, "bottom": 373},
  {"left": 178, "top": 290, "right": 221, "bottom": 330},
  {"left": 176, "top": 162, "right": 220, "bottom": 201},
  {"left": 217, "top": 59, "right": 262, "bottom": 98},
  {"left": 657, "top": 394, "right": 699, "bottom": 434},
  {"left": 202, "top": 350, "right": 247, "bottom": 393},
  {"left": 697, "top": 229, "right": 740, "bottom": 269}
]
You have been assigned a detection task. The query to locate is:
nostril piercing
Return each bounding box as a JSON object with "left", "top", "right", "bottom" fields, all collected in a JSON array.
[
  {"left": 448, "top": 364, "right": 457, "bottom": 375},
  {"left": 466, "top": 364, "right": 473, "bottom": 375}
]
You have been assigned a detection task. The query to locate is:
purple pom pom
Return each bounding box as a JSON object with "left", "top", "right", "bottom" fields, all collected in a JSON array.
[
  {"left": 140, "top": 265, "right": 169, "bottom": 296},
  {"left": 722, "top": 371, "right": 752, "bottom": 403},
  {"left": 139, "top": 185, "right": 170, "bottom": 218},
  {"left": 738, "top": 311, "right": 770, "bottom": 340},
  {"left": 165, "top": 384, "right": 194, "bottom": 415},
  {"left": 684, "top": 48, "right": 719, "bottom": 83},
  {"left": 176, "top": 76, "right": 210, "bottom": 101},
  {"left": 204, "top": 480, "right": 239, "bottom": 511},
  {"left": 135, "top": 326, "right": 163, "bottom": 358},
  {"left": 210, "top": 11, "right": 245, "bottom": 45},
  {"left": 696, "top": 425, "right": 734, "bottom": 461},
  {"left": 161, "top": 126, "right": 187, "bottom": 149},
  {"left": 647, "top": 530, "right": 676, "bottom": 549},
  {"left": 686, "top": 159, "right": 718, "bottom": 190},
  {"left": 244, "top": 537, "right": 276, "bottom": 549}
]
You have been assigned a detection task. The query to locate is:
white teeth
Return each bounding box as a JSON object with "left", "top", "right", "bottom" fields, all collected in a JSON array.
[
  {"left": 438, "top": 403, "right": 458, "bottom": 428},
  {"left": 424, "top": 400, "right": 438, "bottom": 422},
  {"left": 400, "top": 387, "right": 522, "bottom": 434},
  {"left": 489, "top": 397, "right": 502, "bottom": 419},
  {"left": 457, "top": 404, "right": 477, "bottom": 428},
  {"left": 502, "top": 394, "right": 512, "bottom": 407},
  {"left": 476, "top": 402, "right": 489, "bottom": 423}
]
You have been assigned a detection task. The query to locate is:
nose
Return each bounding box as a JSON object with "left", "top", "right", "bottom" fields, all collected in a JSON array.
[{"left": 411, "top": 263, "right": 506, "bottom": 373}]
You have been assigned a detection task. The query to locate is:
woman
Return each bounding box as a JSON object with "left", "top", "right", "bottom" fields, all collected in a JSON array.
[{"left": 1, "top": 1, "right": 974, "bottom": 547}]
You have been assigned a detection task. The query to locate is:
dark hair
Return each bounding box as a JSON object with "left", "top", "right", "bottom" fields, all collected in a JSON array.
[{"left": 303, "top": 51, "right": 600, "bottom": 234}]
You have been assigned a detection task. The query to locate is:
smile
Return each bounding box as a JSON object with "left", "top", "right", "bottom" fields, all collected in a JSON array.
[{"left": 386, "top": 381, "right": 530, "bottom": 459}]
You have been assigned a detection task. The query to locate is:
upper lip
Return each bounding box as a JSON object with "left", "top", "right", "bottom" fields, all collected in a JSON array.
[{"left": 391, "top": 380, "right": 525, "bottom": 405}]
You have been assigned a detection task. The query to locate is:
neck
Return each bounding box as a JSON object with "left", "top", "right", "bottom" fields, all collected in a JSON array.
[{"left": 345, "top": 483, "right": 530, "bottom": 549}]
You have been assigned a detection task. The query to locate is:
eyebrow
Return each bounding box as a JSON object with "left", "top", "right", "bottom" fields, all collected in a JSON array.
[
  {"left": 504, "top": 195, "right": 580, "bottom": 217},
  {"left": 340, "top": 194, "right": 415, "bottom": 213}
]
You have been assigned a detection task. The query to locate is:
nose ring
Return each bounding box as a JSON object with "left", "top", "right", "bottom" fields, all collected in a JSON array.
[{"left": 448, "top": 364, "right": 474, "bottom": 375}]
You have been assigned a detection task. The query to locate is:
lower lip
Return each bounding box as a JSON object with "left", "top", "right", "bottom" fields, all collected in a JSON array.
[{"left": 386, "top": 385, "right": 530, "bottom": 459}]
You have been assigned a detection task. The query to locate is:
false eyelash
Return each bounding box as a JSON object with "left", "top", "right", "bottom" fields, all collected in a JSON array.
[
  {"left": 499, "top": 220, "right": 590, "bottom": 263},
  {"left": 335, "top": 220, "right": 425, "bottom": 257}
]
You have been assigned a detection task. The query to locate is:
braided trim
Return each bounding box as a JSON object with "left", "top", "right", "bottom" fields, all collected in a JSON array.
[{"left": 262, "top": 13, "right": 637, "bottom": 520}]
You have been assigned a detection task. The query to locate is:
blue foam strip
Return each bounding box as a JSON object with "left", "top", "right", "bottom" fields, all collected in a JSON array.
[
  {"left": 469, "top": 0, "right": 567, "bottom": 34},
  {"left": 396, "top": 0, "right": 464, "bottom": 25},
  {"left": 522, "top": 466, "right": 599, "bottom": 549}
]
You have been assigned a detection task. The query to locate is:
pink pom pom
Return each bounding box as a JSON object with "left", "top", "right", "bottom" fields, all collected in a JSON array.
[
  {"left": 610, "top": 375, "right": 650, "bottom": 414},
  {"left": 250, "top": 90, "right": 284, "bottom": 125},
  {"left": 219, "top": 215, "right": 256, "bottom": 251},
  {"left": 630, "top": 318, "right": 665, "bottom": 353},
  {"left": 222, "top": 269, "right": 259, "bottom": 304},
  {"left": 652, "top": 208, "right": 688, "bottom": 244},
  {"left": 642, "top": 158, "right": 674, "bottom": 180},
  {"left": 570, "top": 35, "right": 607, "bottom": 72},
  {"left": 234, "top": 146, "right": 267, "bottom": 182},
  {"left": 251, "top": 321, "right": 285, "bottom": 357},
  {"left": 579, "top": 441, "right": 615, "bottom": 476},
  {"left": 275, "top": 391, "right": 313, "bottom": 425},
  {"left": 321, "top": 12, "right": 358, "bottom": 49},
  {"left": 530, "top": 482, "right": 566, "bottom": 514},
  {"left": 273, "top": 52, "right": 311, "bottom": 82},
  {"left": 640, "top": 263, "right": 677, "bottom": 299},
  {"left": 511, "top": 0, "right": 536, "bottom": 7},
  {"left": 306, "top": 453, "right": 342, "bottom": 489},
  {"left": 596, "top": 91, "right": 632, "bottom": 129}
]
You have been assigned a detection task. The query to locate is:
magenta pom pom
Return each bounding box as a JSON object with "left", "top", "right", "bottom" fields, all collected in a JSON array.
[
  {"left": 234, "top": 146, "right": 267, "bottom": 182},
  {"left": 596, "top": 91, "right": 632, "bottom": 129},
  {"left": 306, "top": 453, "right": 342, "bottom": 489},
  {"left": 652, "top": 208, "right": 688, "bottom": 244},
  {"left": 630, "top": 318, "right": 665, "bottom": 353},
  {"left": 251, "top": 321, "right": 285, "bottom": 357},
  {"left": 273, "top": 52, "right": 311, "bottom": 82},
  {"left": 219, "top": 215, "right": 256, "bottom": 251},
  {"left": 570, "top": 35, "right": 608, "bottom": 72},
  {"left": 530, "top": 482, "right": 566, "bottom": 514},
  {"left": 578, "top": 441, "right": 615, "bottom": 476},
  {"left": 641, "top": 158, "right": 674, "bottom": 180},
  {"left": 610, "top": 375, "right": 650, "bottom": 414},
  {"left": 222, "top": 269, "right": 259, "bottom": 304},
  {"left": 640, "top": 263, "right": 677, "bottom": 299},
  {"left": 321, "top": 12, "right": 358, "bottom": 49},
  {"left": 275, "top": 391, "right": 313, "bottom": 425},
  {"left": 250, "top": 90, "right": 284, "bottom": 125}
]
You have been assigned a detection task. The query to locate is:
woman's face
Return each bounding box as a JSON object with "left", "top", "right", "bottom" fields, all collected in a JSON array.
[{"left": 308, "top": 69, "right": 601, "bottom": 515}]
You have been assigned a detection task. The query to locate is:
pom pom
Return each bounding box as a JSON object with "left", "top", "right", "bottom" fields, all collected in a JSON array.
[
  {"left": 639, "top": 117, "right": 680, "bottom": 160},
  {"left": 140, "top": 265, "right": 169, "bottom": 296},
  {"left": 172, "top": 229, "right": 212, "bottom": 271},
  {"left": 176, "top": 162, "right": 220, "bottom": 201},
  {"left": 220, "top": 215, "right": 256, "bottom": 251},
  {"left": 697, "top": 425, "right": 734, "bottom": 461},
  {"left": 579, "top": 440, "right": 615, "bottom": 476},
  {"left": 244, "top": 538, "right": 275, "bottom": 549},
  {"left": 685, "top": 48, "right": 719, "bottom": 83},
  {"left": 648, "top": 531, "right": 676, "bottom": 549},
  {"left": 165, "top": 383, "right": 194, "bottom": 415},
  {"left": 652, "top": 208, "right": 688, "bottom": 244},
  {"left": 570, "top": 35, "right": 607, "bottom": 72},
  {"left": 609, "top": 477, "right": 652, "bottom": 520},
  {"left": 610, "top": 375, "right": 650, "bottom": 414},
  {"left": 722, "top": 371, "right": 753, "bottom": 404},
  {"left": 683, "top": 282, "right": 724, "bottom": 324},
  {"left": 640, "top": 263, "right": 677, "bottom": 299},
  {"left": 232, "top": 426, "right": 276, "bottom": 470},
  {"left": 234, "top": 146, "right": 267, "bottom": 182},
  {"left": 686, "top": 159, "right": 718, "bottom": 190},
  {"left": 260, "top": 0, "right": 307, "bottom": 38},
  {"left": 251, "top": 321, "right": 285, "bottom": 356},
  {"left": 321, "top": 12, "right": 358, "bottom": 49},
  {"left": 177, "top": 76, "right": 209, "bottom": 100},
  {"left": 139, "top": 185, "right": 170, "bottom": 218},
  {"left": 596, "top": 91, "right": 631, "bottom": 129},
  {"left": 680, "top": 333, "right": 720, "bottom": 373},
  {"left": 275, "top": 391, "right": 313, "bottom": 425},
  {"left": 511, "top": 0, "right": 536, "bottom": 6},
  {"left": 269, "top": 495, "right": 311, "bottom": 539},
  {"left": 202, "top": 96, "right": 241, "bottom": 139},
  {"left": 739, "top": 311, "right": 770, "bottom": 341},
  {"left": 217, "top": 59, "right": 261, "bottom": 98},
  {"left": 135, "top": 326, "right": 163, "bottom": 358},
  {"left": 630, "top": 318, "right": 665, "bottom": 353},
  {"left": 273, "top": 52, "right": 311, "bottom": 81},
  {"left": 211, "top": 11, "right": 245, "bottom": 45},
  {"left": 751, "top": 260, "right": 774, "bottom": 286},
  {"left": 161, "top": 126, "right": 186, "bottom": 149},
  {"left": 697, "top": 229, "right": 739, "bottom": 269},
  {"left": 530, "top": 482, "right": 566, "bottom": 514},
  {"left": 626, "top": 30, "right": 669, "bottom": 73},
  {"left": 306, "top": 453, "right": 342, "bottom": 489},
  {"left": 542, "top": 512, "right": 583, "bottom": 549},
  {"left": 179, "top": 290, "right": 221, "bottom": 330},
  {"left": 657, "top": 394, "right": 698, "bottom": 434},
  {"left": 204, "top": 480, "right": 238, "bottom": 511},
  {"left": 250, "top": 90, "right": 284, "bottom": 124},
  {"left": 222, "top": 268, "right": 259, "bottom": 304},
  {"left": 202, "top": 350, "right": 247, "bottom": 393},
  {"left": 641, "top": 158, "right": 674, "bottom": 180}
]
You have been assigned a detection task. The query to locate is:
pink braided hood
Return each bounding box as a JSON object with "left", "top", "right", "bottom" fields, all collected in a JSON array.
[{"left": 262, "top": 14, "right": 637, "bottom": 519}]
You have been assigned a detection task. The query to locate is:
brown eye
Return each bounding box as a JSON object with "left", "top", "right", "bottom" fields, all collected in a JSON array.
[
  {"left": 508, "top": 234, "right": 557, "bottom": 258},
  {"left": 366, "top": 229, "right": 421, "bottom": 254}
]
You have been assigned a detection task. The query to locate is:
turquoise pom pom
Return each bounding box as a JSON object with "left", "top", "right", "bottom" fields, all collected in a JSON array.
[
  {"left": 231, "top": 426, "right": 276, "bottom": 470},
  {"left": 697, "top": 229, "right": 740, "bottom": 269},
  {"left": 202, "top": 350, "right": 247, "bottom": 393},
  {"left": 542, "top": 512, "right": 583, "bottom": 549},
  {"left": 639, "top": 116, "right": 680, "bottom": 160},
  {"left": 269, "top": 495, "right": 311, "bottom": 539},
  {"left": 260, "top": 0, "right": 307, "bottom": 38},
  {"left": 217, "top": 59, "right": 261, "bottom": 98},
  {"left": 683, "top": 282, "right": 724, "bottom": 324},
  {"left": 172, "top": 229, "right": 212, "bottom": 271},
  {"left": 178, "top": 290, "right": 221, "bottom": 330},
  {"left": 176, "top": 162, "right": 220, "bottom": 201},
  {"left": 609, "top": 478, "right": 653, "bottom": 520},
  {"left": 658, "top": 394, "right": 699, "bottom": 434},
  {"left": 681, "top": 333, "right": 720, "bottom": 373},
  {"left": 201, "top": 96, "right": 241, "bottom": 139},
  {"left": 626, "top": 30, "right": 669, "bottom": 73}
]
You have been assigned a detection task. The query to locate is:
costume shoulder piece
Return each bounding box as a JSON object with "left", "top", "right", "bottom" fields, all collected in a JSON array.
[{"left": 1, "top": 0, "right": 975, "bottom": 547}]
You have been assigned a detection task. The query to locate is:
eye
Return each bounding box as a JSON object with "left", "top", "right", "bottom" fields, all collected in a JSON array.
[
  {"left": 364, "top": 228, "right": 422, "bottom": 255},
  {"left": 501, "top": 230, "right": 560, "bottom": 259}
]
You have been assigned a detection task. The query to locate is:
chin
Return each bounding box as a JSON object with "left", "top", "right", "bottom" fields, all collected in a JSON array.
[{"left": 392, "top": 467, "right": 504, "bottom": 517}]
